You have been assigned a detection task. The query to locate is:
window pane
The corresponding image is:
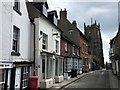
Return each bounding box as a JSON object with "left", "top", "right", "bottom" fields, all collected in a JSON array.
[
  {"left": 55, "top": 58, "right": 58, "bottom": 76},
  {"left": 59, "top": 59, "right": 63, "bottom": 76},
  {"left": 46, "top": 56, "right": 52, "bottom": 79}
]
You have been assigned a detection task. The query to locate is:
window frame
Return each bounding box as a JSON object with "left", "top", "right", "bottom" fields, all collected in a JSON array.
[
  {"left": 22, "top": 67, "right": 30, "bottom": 89},
  {"left": 55, "top": 40, "right": 59, "bottom": 53},
  {"left": 65, "top": 42, "right": 68, "bottom": 52},
  {"left": 11, "top": 25, "right": 20, "bottom": 56},
  {"left": 42, "top": 33, "right": 48, "bottom": 50},
  {"left": 13, "top": 0, "right": 22, "bottom": 15}
]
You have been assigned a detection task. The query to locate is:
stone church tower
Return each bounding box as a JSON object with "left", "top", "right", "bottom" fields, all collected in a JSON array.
[{"left": 84, "top": 20, "right": 104, "bottom": 68}]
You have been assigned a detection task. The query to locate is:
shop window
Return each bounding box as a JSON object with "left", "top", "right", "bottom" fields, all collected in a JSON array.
[
  {"left": 46, "top": 56, "right": 52, "bottom": 79},
  {"left": 42, "top": 55, "right": 45, "bottom": 79},
  {"left": 22, "top": 67, "right": 30, "bottom": 89},
  {"left": 0, "top": 69, "right": 5, "bottom": 89}
]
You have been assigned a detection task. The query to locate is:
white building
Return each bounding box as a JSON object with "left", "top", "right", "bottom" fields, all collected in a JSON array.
[
  {"left": 0, "top": 0, "right": 32, "bottom": 89},
  {"left": 27, "top": 2, "right": 63, "bottom": 89}
]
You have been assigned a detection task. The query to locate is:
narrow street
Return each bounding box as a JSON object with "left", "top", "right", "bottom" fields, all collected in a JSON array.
[{"left": 62, "top": 70, "right": 119, "bottom": 89}]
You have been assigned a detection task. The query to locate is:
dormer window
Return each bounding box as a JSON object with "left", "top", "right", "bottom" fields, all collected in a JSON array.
[
  {"left": 54, "top": 15, "right": 57, "bottom": 26},
  {"left": 43, "top": 4, "right": 48, "bottom": 17}
]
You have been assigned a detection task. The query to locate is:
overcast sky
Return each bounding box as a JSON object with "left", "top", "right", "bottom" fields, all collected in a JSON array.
[{"left": 48, "top": 0, "right": 119, "bottom": 63}]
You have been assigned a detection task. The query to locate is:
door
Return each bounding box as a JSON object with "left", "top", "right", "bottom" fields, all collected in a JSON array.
[{"left": 14, "top": 67, "right": 21, "bottom": 89}]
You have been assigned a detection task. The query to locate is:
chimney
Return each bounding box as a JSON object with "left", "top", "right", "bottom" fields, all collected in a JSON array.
[
  {"left": 72, "top": 20, "right": 77, "bottom": 27},
  {"left": 60, "top": 8, "right": 67, "bottom": 19}
]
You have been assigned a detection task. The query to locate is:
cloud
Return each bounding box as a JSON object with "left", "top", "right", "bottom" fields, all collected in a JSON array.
[
  {"left": 48, "top": 1, "right": 118, "bottom": 63},
  {"left": 87, "top": 7, "right": 110, "bottom": 16}
]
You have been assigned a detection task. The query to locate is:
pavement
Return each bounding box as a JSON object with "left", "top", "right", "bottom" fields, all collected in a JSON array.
[{"left": 48, "top": 72, "right": 90, "bottom": 90}]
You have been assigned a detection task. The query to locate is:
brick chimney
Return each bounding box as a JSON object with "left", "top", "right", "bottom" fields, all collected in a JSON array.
[
  {"left": 60, "top": 8, "right": 67, "bottom": 19},
  {"left": 72, "top": 20, "right": 77, "bottom": 27}
]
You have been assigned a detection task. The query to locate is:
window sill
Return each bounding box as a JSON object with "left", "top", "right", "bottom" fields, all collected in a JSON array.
[
  {"left": 11, "top": 52, "right": 21, "bottom": 56},
  {"left": 13, "top": 7, "right": 22, "bottom": 16}
]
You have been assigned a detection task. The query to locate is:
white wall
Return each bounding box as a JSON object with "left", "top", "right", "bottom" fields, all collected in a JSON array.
[
  {"left": 1, "top": 1, "right": 31, "bottom": 61},
  {"left": 2, "top": 2, "right": 12, "bottom": 60},
  {"left": 0, "top": 2, "right": 2, "bottom": 60},
  {"left": 36, "top": 16, "right": 61, "bottom": 55}
]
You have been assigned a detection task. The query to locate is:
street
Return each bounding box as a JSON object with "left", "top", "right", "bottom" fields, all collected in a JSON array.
[{"left": 63, "top": 70, "right": 120, "bottom": 89}]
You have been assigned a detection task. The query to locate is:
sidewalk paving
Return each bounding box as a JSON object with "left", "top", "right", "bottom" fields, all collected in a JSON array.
[{"left": 48, "top": 72, "right": 91, "bottom": 90}]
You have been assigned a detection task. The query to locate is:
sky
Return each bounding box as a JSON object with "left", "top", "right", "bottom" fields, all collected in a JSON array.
[{"left": 48, "top": 0, "right": 119, "bottom": 63}]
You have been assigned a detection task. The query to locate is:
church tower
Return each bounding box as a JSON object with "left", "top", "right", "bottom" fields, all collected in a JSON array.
[{"left": 84, "top": 20, "right": 104, "bottom": 68}]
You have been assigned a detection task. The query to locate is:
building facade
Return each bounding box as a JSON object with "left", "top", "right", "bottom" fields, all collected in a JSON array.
[
  {"left": 58, "top": 9, "right": 81, "bottom": 79},
  {"left": 0, "top": 1, "right": 32, "bottom": 90},
  {"left": 80, "top": 31, "right": 92, "bottom": 72},
  {"left": 84, "top": 21, "right": 104, "bottom": 68},
  {"left": 27, "top": 2, "right": 63, "bottom": 89},
  {"left": 110, "top": 25, "right": 120, "bottom": 79}
]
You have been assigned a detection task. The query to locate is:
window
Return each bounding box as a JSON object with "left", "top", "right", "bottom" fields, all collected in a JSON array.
[
  {"left": 46, "top": 56, "right": 52, "bottom": 79},
  {"left": 77, "top": 49, "right": 79, "bottom": 56},
  {"left": 42, "top": 33, "right": 48, "bottom": 50},
  {"left": 72, "top": 45, "right": 75, "bottom": 54},
  {"left": 13, "top": 0, "right": 21, "bottom": 15},
  {"left": 56, "top": 40, "right": 59, "bottom": 53},
  {"left": 11, "top": 26, "right": 20, "bottom": 56},
  {"left": 55, "top": 58, "right": 63, "bottom": 76},
  {"left": 65, "top": 42, "right": 68, "bottom": 52},
  {"left": 64, "top": 58, "right": 72, "bottom": 72},
  {"left": 43, "top": 3, "right": 48, "bottom": 17},
  {"left": 22, "top": 67, "right": 30, "bottom": 89},
  {"left": 0, "top": 69, "right": 5, "bottom": 89},
  {"left": 42, "top": 55, "right": 45, "bottom": 79}
]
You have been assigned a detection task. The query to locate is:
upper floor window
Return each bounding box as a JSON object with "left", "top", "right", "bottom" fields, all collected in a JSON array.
[
  {"left": 72, "top": 45, "right": 75, "bottom": 54},
  {"left": 43, "top": 3, "right": 48, "bottom": 17},
  {"left": 77, "top": 49, "right": 79, "bottom": 56},
  {"left": 56, "top": 40, "right": 59, "bottom": 53},
  {"left": 13, "top": 0, "right": 22, "bottom": 15},
  {"left": 65, "top": 42, "right": 68, "bottom": 52},
  {"left": 54, "top": 15, "right": 58, "bottom": 26},
  {"left": 42, "top": 33, "right": 48, "bottom": 50},
  {"left": 11, "top": 26, "right": 20, "bottom": 56}
]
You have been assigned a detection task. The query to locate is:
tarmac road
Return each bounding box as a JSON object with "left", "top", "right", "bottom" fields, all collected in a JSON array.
[{"left": 63, "top": 70, "right": 119, "bottom": 90}]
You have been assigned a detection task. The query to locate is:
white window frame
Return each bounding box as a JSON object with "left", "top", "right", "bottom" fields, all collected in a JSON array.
[
  {"left": 42, "top": 33, "right": 48, "bottom": 50},
  {"left": 72, "top": 45, "right": 75, "bottom": 54},
  {"left": 22, "top": 67, "right": 29, "bottom": 89},
  {"left": 65, "top": 42, "right": 68, "bottom": 52},
  {"left": 43, "top": 3, "right": 48, "bottom": 17}
]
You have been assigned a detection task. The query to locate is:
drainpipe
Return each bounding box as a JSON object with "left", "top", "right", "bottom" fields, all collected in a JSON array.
[
  {"left": 31, "top": 20, "right": 36, "bottom": 76},
  {"left": 33, "top": 23, "right": 36, "bottom": 76}
]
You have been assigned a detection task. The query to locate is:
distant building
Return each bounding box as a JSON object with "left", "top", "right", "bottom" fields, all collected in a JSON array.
[
  {"left": 84, "top": 21, "right": 104, "bottom": 68},
  {"left": 110, "top": 24, "right": 120, "bottom": 79},
  {"left": 80, "top": 31, "right": 89, "bottom": 72}
]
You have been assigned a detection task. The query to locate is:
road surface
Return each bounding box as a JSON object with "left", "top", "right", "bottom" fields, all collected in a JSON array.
[{"left": 63, "top": 70, "right": 120, "bottom": 89}]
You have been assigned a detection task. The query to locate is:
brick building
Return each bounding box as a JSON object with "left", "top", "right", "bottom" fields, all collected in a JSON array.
[
  {"left": 80, "top": 31, "right": 92, "bottom": 72},
  {"left": 58, "top": 9, "right": 82, "bottom": 79}
]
